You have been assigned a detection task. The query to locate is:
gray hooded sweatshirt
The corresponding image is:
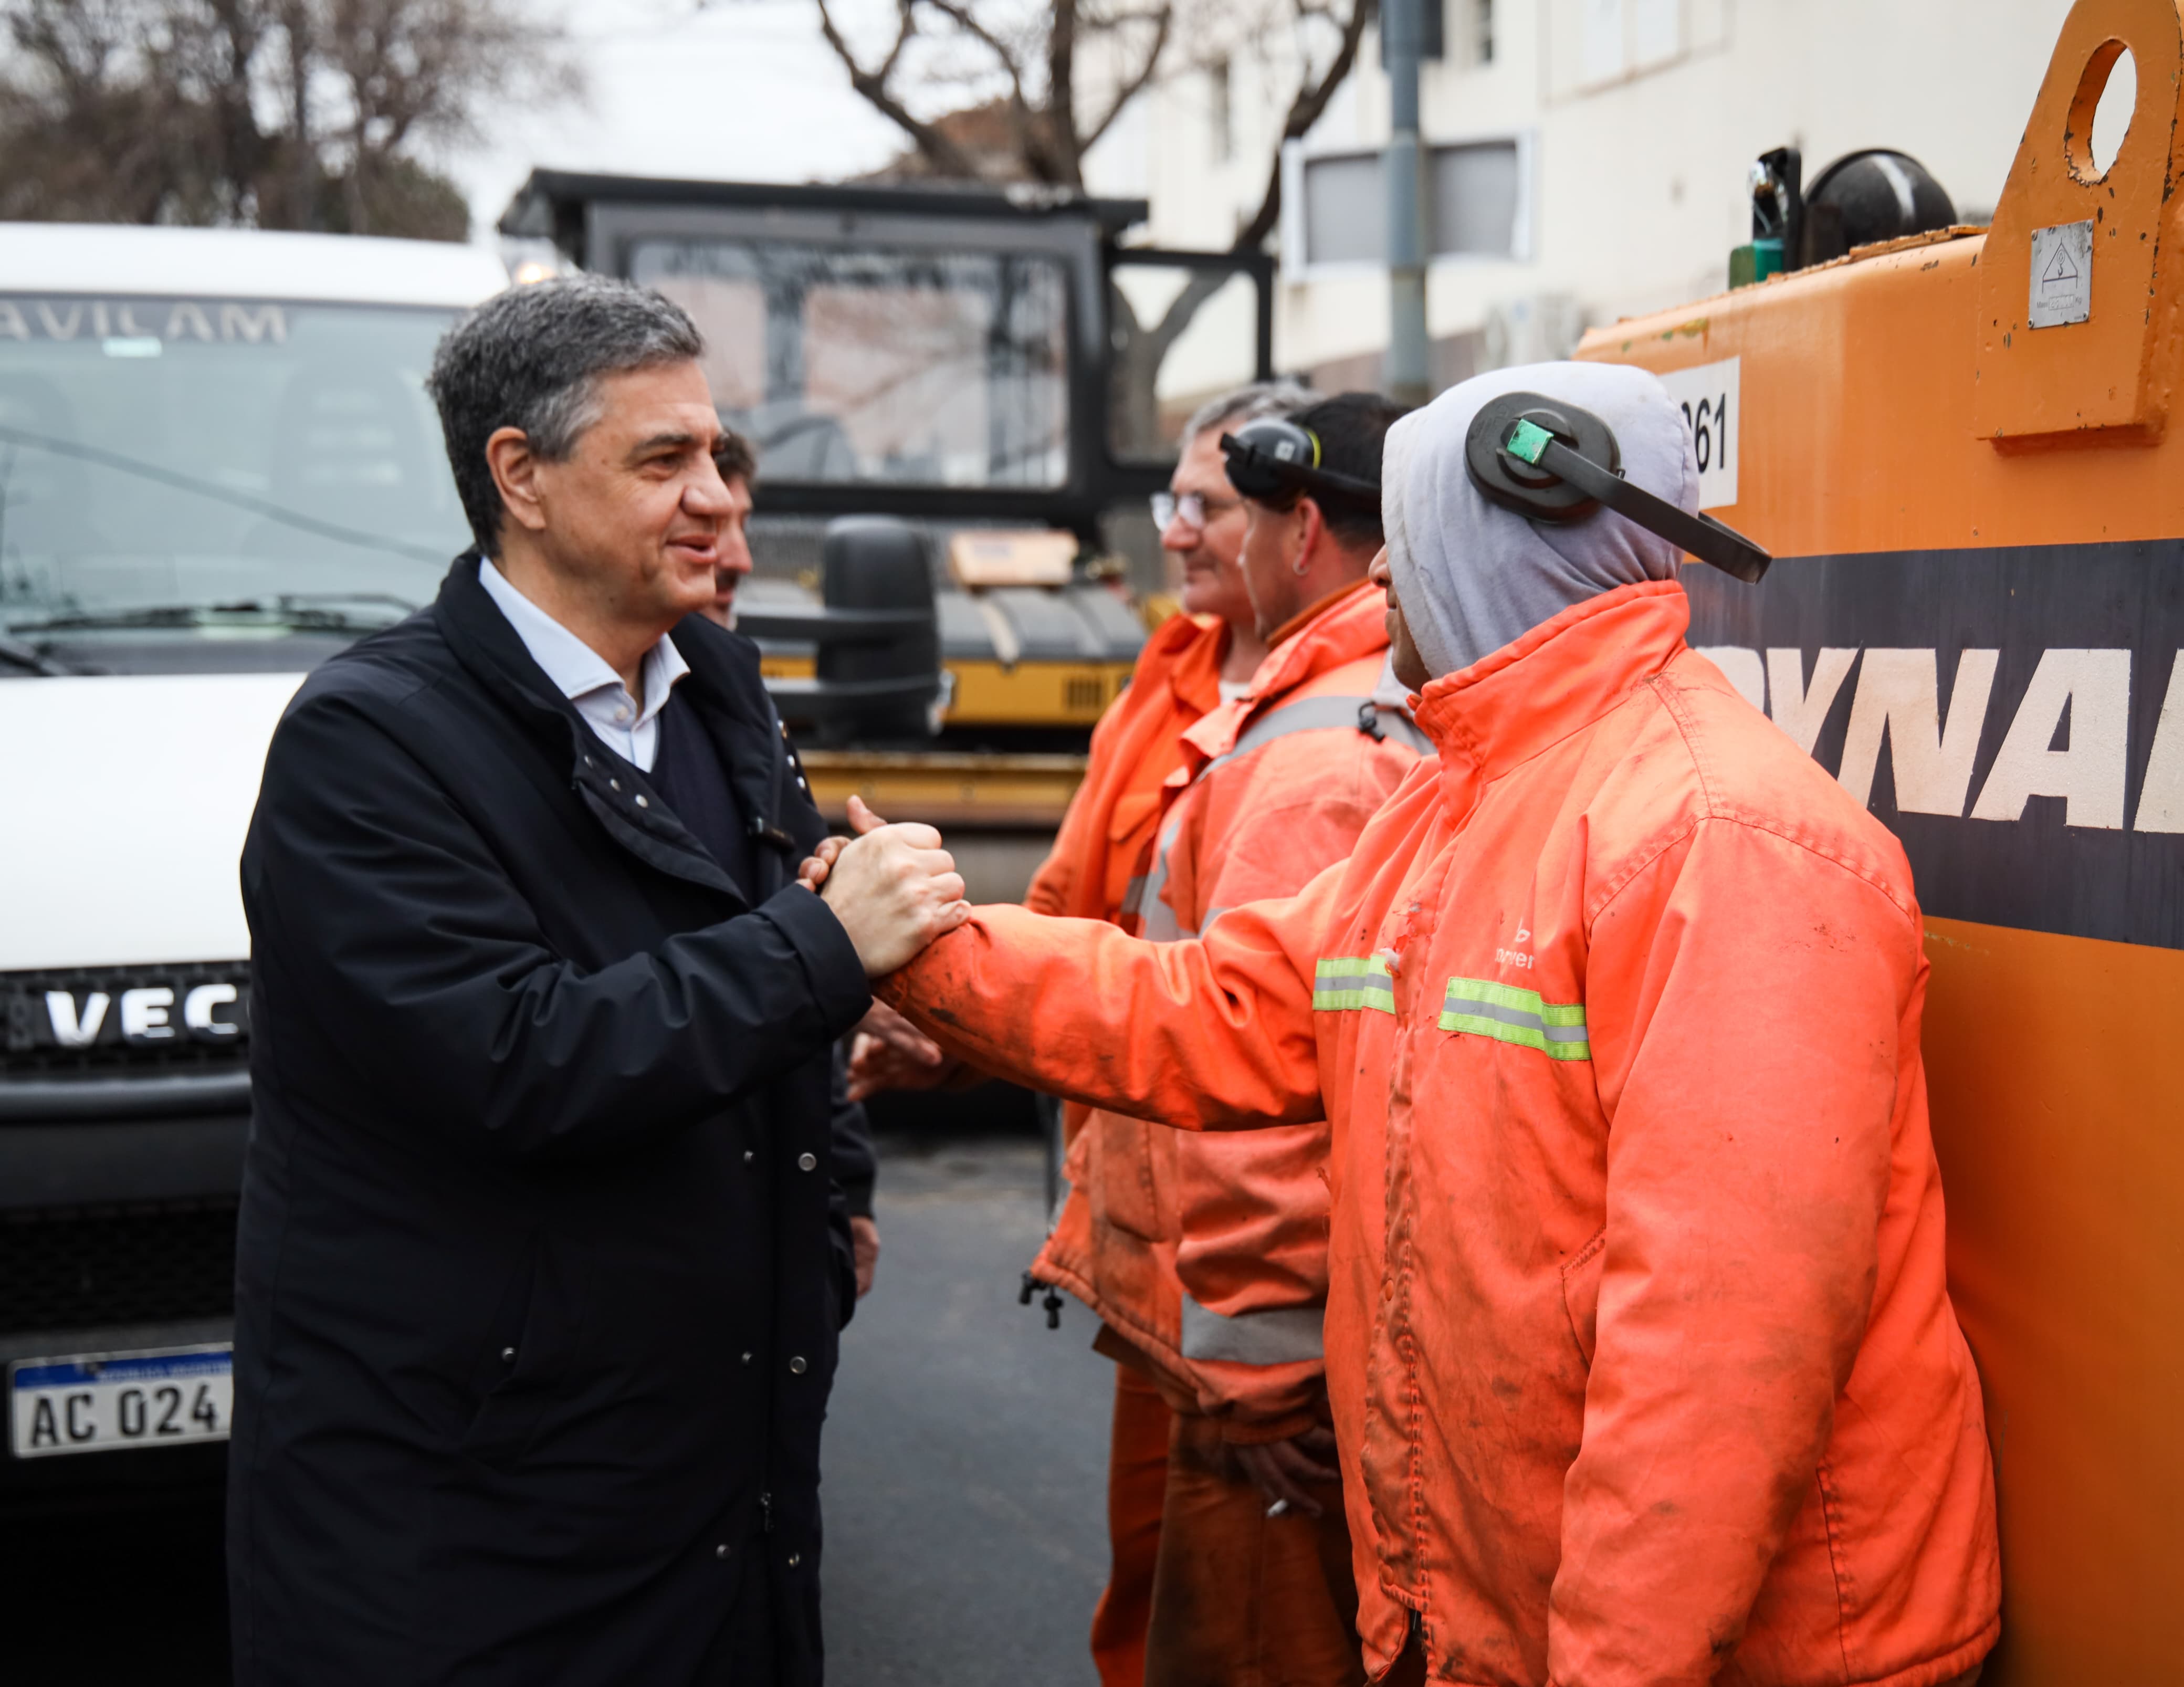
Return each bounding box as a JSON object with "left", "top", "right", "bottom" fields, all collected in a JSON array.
[{"left": 1382, "top": 360, "right": 1701, "bottom": 680}]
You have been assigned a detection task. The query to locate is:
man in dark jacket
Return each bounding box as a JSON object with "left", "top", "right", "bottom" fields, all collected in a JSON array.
[{"left": 227, "top": 276, "right": 966, "bottom": 1685}]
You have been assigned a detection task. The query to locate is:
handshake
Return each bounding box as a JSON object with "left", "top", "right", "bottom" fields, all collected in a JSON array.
[
  {"left": 800, "top": 796, "right": 971, "bottom": 1099},
  {"left": 798, "top": 794, "right": 971, "bottom": 978}
]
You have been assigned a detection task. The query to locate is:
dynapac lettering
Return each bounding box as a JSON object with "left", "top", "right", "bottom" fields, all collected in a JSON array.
[
  {"left": 1695, "top": 644, "right": 2170, "bottom": 833},
  {"left": 1684, "top": 539, "right": 2184, "bottom": 948}
]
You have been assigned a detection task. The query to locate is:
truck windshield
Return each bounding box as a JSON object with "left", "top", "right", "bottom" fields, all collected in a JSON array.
[
  {"left": 632, "top": 240, "right": 1070, "bottom": 490},
  {"left": 0, "top": 296, "right": 467, "bottom": 647}
]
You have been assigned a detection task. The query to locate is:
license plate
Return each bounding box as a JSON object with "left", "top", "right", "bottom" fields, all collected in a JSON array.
[{"left": 8, "top": 1345, "right": 232, "bottom": 1459}]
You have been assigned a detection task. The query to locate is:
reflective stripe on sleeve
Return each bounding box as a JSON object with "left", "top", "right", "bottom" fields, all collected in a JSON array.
[
  {"left": 1438, "top": 977, "right": 1590, "bottom": 1061},
  {"left": 1312, "top": 954, "right": 1394, "bottom": 1013},
  {"left": 1179, "top": 1294, "right": 1326, "bottom": 1366},
  {"left": 1135, "top": 816, "right": 1186, "bottom": 941}
]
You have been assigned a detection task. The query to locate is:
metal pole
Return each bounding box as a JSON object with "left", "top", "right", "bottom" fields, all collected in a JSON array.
[{"left": 1382, "top": 0, "right": 1430, "bottom": 405}]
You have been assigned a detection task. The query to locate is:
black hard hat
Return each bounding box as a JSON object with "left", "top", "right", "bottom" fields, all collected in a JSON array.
[{"left": 1801, "top": 150, "right": 1956, "bottom": 263}]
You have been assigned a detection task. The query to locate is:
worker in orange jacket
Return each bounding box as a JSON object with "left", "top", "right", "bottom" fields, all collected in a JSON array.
[
  {"left": 843, "top": 363, "right": 2001, "bottom": 1687},
  {"left": 857, "top": 380, "right": 1422, "bottom": 1686},
  {"left": 1059, "top": 393, "right": 1423, "bottom": 1687}
]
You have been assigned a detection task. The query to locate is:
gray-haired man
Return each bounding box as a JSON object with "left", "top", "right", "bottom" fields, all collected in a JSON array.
[{"left": 228, "top": 276, "right": 965, "bottom": 1685}]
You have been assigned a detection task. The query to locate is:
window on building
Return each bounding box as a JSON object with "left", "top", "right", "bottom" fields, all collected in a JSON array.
[
  {"left": 1298, "top": 140, "right": 1523, "bottom": 265},
  {"left": 1209, "top": 57, "right": 1233, "bottom": 162},
  {"left": 1476, "top": 0, "right": 1495, "bottom": 65},
  {"left": 1301, "top": 152, "right": 1386, "bottom": 265},
  {"left": 1430, "top": 140, "right": 1519, "bottom": 256},
  {"left": 1580, "top": 0, "right": 1682, "bottom": 86}
]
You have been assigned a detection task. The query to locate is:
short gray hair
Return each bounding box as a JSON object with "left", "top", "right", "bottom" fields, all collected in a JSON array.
[
  {"left": 426, "top": 274, "right": 706, "bottom": 554},
  {"left": 1182, "top": 379, "right": 1315, "bottom": 449}
]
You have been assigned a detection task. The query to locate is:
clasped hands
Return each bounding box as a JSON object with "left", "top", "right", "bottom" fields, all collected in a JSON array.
[
  {"left": 798, "top": 794, "right": 960, "bottom": 1098},
  {"left": 799, "top": 794, "right": 970, "bottom": 978}
]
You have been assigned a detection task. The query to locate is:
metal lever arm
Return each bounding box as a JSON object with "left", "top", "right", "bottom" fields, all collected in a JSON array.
[{"left": 1518, "top": 427, "right": 1772, "bottom": 582}]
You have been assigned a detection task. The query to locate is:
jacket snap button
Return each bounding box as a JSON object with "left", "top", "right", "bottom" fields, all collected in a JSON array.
[
  {"left": 796, "top": 1152, "right": 816, "bottom": 1172},
  {"left": 608, "top": 778, "right": 621, "bottom": 791},
  {"left": 634, "top": 794, "right": 649, "bottom": 809},
  {"left": 715, "top": 1543, "right": 730, "bottom": 1559},
  {"left": 789, "top": 1355, "right": 807, "bottom": 1375},
  {"left": 500, "top": 1347, "right": 516, "bottom": 1363},
  {"left": 741, "top": 1351, "right": 753, "bottom": 1365},
  {"left": 743, "top": 1149, "right": 755, "bottom": 1165},
  {"left": 787, "top": 1552, "right": 802, "bottom": 1568}
]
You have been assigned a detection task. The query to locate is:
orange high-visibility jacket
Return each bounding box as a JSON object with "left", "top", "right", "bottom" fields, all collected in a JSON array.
[
  {"left": 1034, "top": 583, "right": 1427, "bottom": 1437},
  {"left": 1024, "top": 607, "right": 1226, "bottom": 924},
  {"left": 891, "top": 582, "right": 2000, "bottom": 1687}
]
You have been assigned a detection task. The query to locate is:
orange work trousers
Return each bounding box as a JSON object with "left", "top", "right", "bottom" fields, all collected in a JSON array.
[{"left": 1089, "top": 1361, "right": 1365, "bottom": 1687}]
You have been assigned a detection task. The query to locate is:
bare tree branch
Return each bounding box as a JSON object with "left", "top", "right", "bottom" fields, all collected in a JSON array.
[
  {"left": 0, "top": 0, "right": 573, "bottom": 237},
  {"left": 1079, "top": 1, "right": 1168, "bottom": 157},
  {"left": 921, "top": 0, "right": 1052, "bottom": 180},
  {"left": 813, "top": 0, "right": 982, "bottom": 179},
  {"left": 1232, "top": 0, "right": 1373, "bottom": 251}
]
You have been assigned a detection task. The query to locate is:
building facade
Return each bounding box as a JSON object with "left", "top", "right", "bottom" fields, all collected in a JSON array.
[{"left": 1121, "top": 0, "right": 2092, "bottom": 394}]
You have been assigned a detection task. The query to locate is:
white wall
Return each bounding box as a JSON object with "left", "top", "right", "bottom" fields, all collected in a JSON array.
[{"left": 1133, "top": 0, "right": 2080, "bottom": 384}]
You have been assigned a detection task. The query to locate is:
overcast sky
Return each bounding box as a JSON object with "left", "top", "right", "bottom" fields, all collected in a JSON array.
[{"left": 441, "top": 1, "right": 908, "bottom": 243}]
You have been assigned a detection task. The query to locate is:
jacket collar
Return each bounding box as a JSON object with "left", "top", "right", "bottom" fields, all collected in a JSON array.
[
  {"left": 1411, "top": 580, "right": 1690, "bottom": 797},
  {"left": 1181, "top": 579, "right": 1391, "bottom": 763},
  {"left": 1262, "top": 576, "right": 1373, "bottom": 653},
  {"left": 432, "top": 553, "right": 791, "bottom": 907},
  {"left": 1138, "top": 609, "right": 1229, "bottom": 718}
]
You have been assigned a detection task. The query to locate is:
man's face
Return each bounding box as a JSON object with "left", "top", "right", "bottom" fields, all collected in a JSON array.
[
  {"left": 702, "top": 474, "right": 755, "bottom": 628},
  {"left": 1370, "top": 544, "right": 1431, "bottom": 693},
  {"left": 1163, "top": 428, "right": 1255, "bottom": 629},
  {"left": 1237, "top": 496, "right": 1307, "bottom": 642},
  {"left": 522, "top": 360, "right": 731, "bottom": 630}
]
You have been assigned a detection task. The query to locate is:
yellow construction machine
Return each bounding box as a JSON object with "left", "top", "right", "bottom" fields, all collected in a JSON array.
[{"left": 1585, "top": 2, "right": 2183, "bottom": 1675}]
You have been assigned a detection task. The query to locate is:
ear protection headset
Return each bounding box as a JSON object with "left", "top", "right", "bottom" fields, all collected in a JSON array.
[
  {"left": 1219, "top": 417, "right": 1381, "bottom": 510},
  {"left": 1463, "top": 392, "right": 1771, "bottom": 582}
]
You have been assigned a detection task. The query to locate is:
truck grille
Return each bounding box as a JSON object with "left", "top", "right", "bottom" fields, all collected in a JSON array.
[
  {"left": 3, "top": 965, "right": 250, "bottom": 1079},
  {"left": 0, "top": 1200, "right": 238, "bottom": 1336}
]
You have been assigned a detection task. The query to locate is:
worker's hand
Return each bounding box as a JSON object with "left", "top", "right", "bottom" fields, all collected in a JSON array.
[
  {"left": 818, "top": 800, "right": 969, "bottom": 976},
  {"left": 850, "top": 1215, "right": 880, "bottom": 1298},
  {"left": 1232, "top": 1424, "right": 1340, "bottom": 1520},
  {"left": 847, "top": 1000, "right": 958, "bottom": 1100}
]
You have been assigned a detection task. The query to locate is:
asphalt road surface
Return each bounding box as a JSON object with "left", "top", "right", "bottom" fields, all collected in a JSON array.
[{"left": 0, "top": 1130, "right": 1110, "bottom": 1685}]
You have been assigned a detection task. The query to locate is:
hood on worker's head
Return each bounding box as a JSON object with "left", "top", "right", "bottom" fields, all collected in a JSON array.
[{"left": 1382, "top": 360, "right": 1698, "bottom": 680}]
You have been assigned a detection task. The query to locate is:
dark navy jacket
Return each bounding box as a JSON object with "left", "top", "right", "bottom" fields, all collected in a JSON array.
[{"left": 229, "top": 554, "right": 873, "bottom": 1685}]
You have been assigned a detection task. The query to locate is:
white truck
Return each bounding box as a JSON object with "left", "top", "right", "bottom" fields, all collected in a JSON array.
[{"left": 0, "top": 222, "right": 506, "bottom": 1506}]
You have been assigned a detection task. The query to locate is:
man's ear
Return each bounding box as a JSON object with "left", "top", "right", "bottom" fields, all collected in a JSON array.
[
  {"left": 485, "top": 426, "right": 549, "bottom": 536},
  {"left": 1294, "top": 496, "right": 1327, "bottom": 573}
]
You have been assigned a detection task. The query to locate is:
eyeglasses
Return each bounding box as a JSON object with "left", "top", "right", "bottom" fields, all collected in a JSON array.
[{"left": 1150, "top": 490, "right": 1241, "bottom": 532}]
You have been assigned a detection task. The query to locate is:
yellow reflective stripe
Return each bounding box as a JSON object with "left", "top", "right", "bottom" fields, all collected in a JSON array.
[
  {"left": 1313, "top": 954, "right": 1394, "bottom": 1013},
  {"left": 1438, "top": 977, "right": 1590, "bottom": 1060}
]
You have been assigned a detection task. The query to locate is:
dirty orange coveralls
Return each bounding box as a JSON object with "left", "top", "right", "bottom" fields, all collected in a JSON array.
[
  {"left": 892, "top": 582, "right": 2002, "bottom": 1687},
  {"left": 1018, "top": 601, "right": 1219, "bottom": 1685},
  {"left": 1036, "top": 582, "right": 1425, "bottom": 1686}
]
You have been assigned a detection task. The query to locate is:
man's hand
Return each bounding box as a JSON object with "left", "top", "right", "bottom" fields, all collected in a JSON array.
[
  {"left": 795, "top": 794, "right": 869, "bottom": 893},
  {"left": 816, "top": 797, "right": 970, "bottom": 977},
  {"left": 1232, "top": 1425, "right": 1340, "bottom": 1518},
  {"left": 848, "top": 1000, "right": 959, "bottom": 1101},
  {"left": 849, "top": 1215, "right": 880, "bottom": 1298}
]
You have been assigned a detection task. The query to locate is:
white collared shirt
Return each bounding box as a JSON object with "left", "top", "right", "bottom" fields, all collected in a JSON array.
[{"left": 477, "top": 557, "right": 690, "bottom": 772}]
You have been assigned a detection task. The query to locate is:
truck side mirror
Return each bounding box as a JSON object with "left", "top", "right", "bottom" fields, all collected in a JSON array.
[
  {"left": 817, "top": 516, "right": 941, "bottom": 745},
  {"left": 743, "top": 516, "right": 942, "bottom": 746}
]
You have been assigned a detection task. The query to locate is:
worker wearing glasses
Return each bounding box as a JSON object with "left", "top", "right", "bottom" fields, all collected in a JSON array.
[{"left": 1147, "top": 385, "right": 1308, "bottom": 698}]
